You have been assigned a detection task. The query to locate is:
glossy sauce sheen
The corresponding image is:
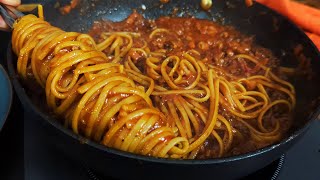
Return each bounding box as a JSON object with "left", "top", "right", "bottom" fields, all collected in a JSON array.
[
  {"left": 89, "top": 12, "right": 292, "bottom": 158},
  {"left": 90, "top": 13, "right": 279, "bottom": 76}
]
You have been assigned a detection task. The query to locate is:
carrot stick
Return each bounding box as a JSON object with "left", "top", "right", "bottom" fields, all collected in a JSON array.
[
  {"left": 289, "top": 2, "right": 320, "bottom": 35},
  {"left": 292, "top": 1, "right": 320, "bottom": 17},
  {"left": 306, "top": 32, "right": 320, "bottom": 50},
  {"left": 256, "top": 0, "right": 320, "bottom": 36}
]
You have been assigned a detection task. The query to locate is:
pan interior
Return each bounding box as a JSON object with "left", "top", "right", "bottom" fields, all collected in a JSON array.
[{"left": 18, "top": 0, "right": 320, "bottom": 160}]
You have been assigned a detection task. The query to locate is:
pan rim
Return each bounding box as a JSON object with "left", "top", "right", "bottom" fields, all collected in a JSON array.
[{"left": 7, "top": 0, "right": 320, "bottom": 165}]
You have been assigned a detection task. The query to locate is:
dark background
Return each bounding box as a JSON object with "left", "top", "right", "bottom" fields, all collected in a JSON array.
[{"left": 0, "top": 32, "right": 24, "bottom": 179}]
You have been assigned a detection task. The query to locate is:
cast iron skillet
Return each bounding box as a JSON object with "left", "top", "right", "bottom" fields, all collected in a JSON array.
[{"left": 7, "top": 0, "right": 320, "bottom": 179}]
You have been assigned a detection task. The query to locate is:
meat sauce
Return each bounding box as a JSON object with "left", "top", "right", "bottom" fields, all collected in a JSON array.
[
  {"left": 89, "top": 12, "right": 292, "bottom": 158},
  {"left": 90, "top": 12, "right": 279, "bottom": 77}
]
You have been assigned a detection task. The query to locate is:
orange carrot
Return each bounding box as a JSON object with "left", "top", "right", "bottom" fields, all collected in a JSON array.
[
  {"left": 256, "top": 0, "right": 320, "bottom": 36},
  {"left": 290, "top": 2, "right": 320, "bottom": 35},
  {"left": 292, "top": 1, "right": 320, "bottom": 17},
  {"left": 306, "top": 32, "right": 320, "bottom": 50}
]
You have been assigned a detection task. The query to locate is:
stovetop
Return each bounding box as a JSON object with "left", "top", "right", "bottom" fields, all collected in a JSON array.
[{"left": 0, "top": 21, "right": 320, "bottom": 180}]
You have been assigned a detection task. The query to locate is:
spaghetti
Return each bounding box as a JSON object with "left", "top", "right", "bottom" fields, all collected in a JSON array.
[{"left": 12, "top": 11, "right": 295, "bottom": 159}]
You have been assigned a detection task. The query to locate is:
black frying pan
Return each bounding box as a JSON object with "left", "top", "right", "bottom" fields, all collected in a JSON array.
[{"left": 7, "top": 0, "right": 320, "bottom": 179}]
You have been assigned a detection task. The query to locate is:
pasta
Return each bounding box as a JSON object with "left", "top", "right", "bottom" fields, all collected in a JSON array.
[{"left": 12, "top": 11, "right": 295, "bottom": 159}]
